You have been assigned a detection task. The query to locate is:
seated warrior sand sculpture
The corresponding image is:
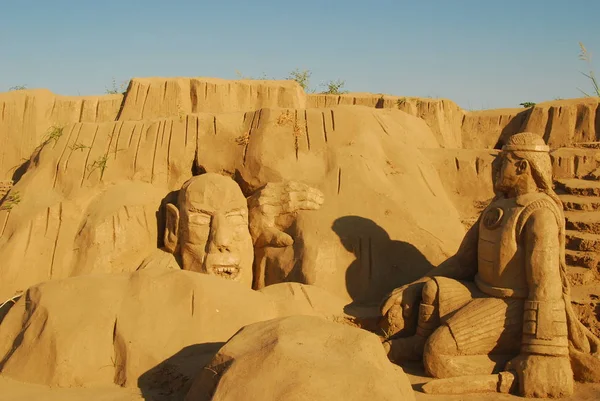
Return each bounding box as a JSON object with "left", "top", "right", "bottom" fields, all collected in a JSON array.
[
  {"left": 138, "top": 172, "right": 324, "bottom": 288},
  {"left": 380, "top": 132, "right": 600, "bottom": 398}
]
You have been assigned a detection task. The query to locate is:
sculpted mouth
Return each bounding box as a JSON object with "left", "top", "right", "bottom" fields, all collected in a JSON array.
[{"left": 212, "top": 265, "right": 240, "bottom": 279}]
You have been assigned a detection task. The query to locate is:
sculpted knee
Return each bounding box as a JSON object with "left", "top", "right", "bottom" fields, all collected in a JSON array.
[
  {"left": 423, "top": 325, "right": 458, "bottom": 378},
  {"left": 421, "top": 279, "right": 438, "bottom": 305}
]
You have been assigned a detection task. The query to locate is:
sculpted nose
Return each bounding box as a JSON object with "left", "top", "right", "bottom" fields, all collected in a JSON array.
[{"left": 209, "top": 214, "right": 232, "bottom": 253}]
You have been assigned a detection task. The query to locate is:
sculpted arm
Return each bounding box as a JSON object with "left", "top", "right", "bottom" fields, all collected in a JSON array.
[
  {"left": 506, "top": 208, "right": 573, "bottom": 398},
  {"left": 521, "top": 208, "right": 567, "bottom": 353},
  {"left": 524, "top": 209, "right": 564, "bottom": 302}
]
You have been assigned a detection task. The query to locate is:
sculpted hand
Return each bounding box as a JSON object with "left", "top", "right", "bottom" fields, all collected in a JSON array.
[
  {"left": 379, "top": 278, "right": 429, "bottom": 328},
  {"left": 505, "top": 354, "right": 574, "bottom": 398},
  {"left": 247, "top": 181, "right": 324, "bottom": 248}
]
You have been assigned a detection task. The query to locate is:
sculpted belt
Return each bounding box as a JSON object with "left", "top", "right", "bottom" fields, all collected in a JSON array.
[{"left": 474, "top": 274, "right": 528, "bottom": 299}]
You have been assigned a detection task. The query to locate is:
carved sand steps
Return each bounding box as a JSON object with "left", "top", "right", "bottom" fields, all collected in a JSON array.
[
  {"left": 558, "top": 178, "right": 600, "bottom": 288},
  {"left": 565, "top": 231, "right": 600, "bottom": 285},
  {"left": 566, "top": 230, "right": 600, "bottom": 253},
  {"left": 567, "top": 265, "right": 597, "bottom": 286},
  {"left": 560, "top": 194, "right": 600, "bottom": 212},
  {"left": 557, "top": 173, "right": 600, "bottom": 339},
  {"left": 565, "top": 211, "right": 600, "bottom": 234},
  {"left": 570, "top": 283, "right": 600, "bottom": 304},
  {"left": 556, "top": 178, "right": 600, "bottom": 197},
  {"left": 564, "top": 232, "right": 599, "bottom": 285},
  {"left": 565, "top": 249, "right": 600, "bottom": 270}
]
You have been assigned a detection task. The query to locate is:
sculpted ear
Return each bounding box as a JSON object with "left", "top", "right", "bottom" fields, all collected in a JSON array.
[
  {"left": 516, "top": 159, "right": 529, "bottom": 174},
  {"left": 164, "top": 203, "right": 180, "bottom": 253}
]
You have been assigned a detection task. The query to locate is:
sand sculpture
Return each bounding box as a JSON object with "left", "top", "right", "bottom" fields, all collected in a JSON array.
[
  {"left": 139, "top": 172, "right": 324, "bottom": 288},
  {"left": 0, "top": 172, "right": 411, "bottom": 399},
  {"left": 1, "top": 80, "right": 600, "bottom": 400},
  {"left": 0, "top": 83, "right": 467, "bottom": 304},
  {"left": 381, "top": 132, "right": 600, "bottom": 398}
]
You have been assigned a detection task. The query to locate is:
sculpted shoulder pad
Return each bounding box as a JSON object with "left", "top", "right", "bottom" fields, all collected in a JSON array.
[{"left": 515, "top": 197, "right": 564, "bottom": 237}]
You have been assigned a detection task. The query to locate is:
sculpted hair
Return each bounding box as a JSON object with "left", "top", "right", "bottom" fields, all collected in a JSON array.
[{"left": 506, "top": 132, "right": 562, "bottom": 208}]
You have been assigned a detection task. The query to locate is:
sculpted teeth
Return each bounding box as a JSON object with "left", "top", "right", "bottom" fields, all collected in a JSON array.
[
  {"left": 216, "top": 267, "right": 236, "bottom": 273},
  {"left": 214, "top": 266, "right": 239, "bottom": 277}
]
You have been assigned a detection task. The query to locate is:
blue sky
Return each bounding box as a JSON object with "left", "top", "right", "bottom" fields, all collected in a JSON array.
[{"left": 1, "top": 0, "right": 599, "bottom": 110}]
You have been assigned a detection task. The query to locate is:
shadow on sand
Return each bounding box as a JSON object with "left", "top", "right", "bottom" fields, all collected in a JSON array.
[
  {"left": 138, "top": 342, "right": 224, "bottom": 401},
  {"left": 332, "top": 215, "right": 434, "bottom": 305}
]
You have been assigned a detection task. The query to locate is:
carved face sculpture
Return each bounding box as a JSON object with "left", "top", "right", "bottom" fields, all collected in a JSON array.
[
  {"left": 494, "top": 152, "right": 524, "bottom": 194},
  {"left": 494, "top": 133, "right": 552, "bottom": 196},
  {"left": 164, "top": 173, "right": 254, "bottom": 287}
]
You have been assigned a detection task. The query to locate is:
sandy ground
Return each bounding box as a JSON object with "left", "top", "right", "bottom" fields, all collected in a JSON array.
[
  {"left": 3, "top": 367, "right": 600, "bottom": 401},
  {"left": 402, "top": 363, "right": 600, "bottom": 401},
  {"left": 0, "top": 376, "right": 144, "bottom": 401}
]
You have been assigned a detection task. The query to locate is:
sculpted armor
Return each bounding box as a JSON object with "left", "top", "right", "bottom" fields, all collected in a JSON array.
[
  {"left": 521, "top": 299, "right": 569, "bottom": 356},
  {"left": 476, "top": 195, "right": 530, "bottom": 298},
  {"left": 477, "top": 191, "right": 569, "bottom": 354},
  {"left": 476, "top": 192, "right": 563, "bottom": 299},
  {"left": 381, "top": 132, "right": 600, "bottom": 398}
]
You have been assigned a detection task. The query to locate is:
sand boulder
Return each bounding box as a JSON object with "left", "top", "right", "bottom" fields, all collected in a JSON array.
[
  {"left": 185, "top": 315, "right": 415, "bottom": 401},
  {"left": 0, "top": 269, "right": 276, "bottom": 388},
  {"left": 0, "top": 268, "right": 355, "bottom": 390}
]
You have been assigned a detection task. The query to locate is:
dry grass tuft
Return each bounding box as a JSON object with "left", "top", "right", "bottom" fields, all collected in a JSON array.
[
  {"left": 277, "top": 110, "right": 295, "bottom": 126},
  {"left": 578, "top": 42, "right": 600, "bottom": 97},
  {"left": 236, "top": 131, "right": 250, "bottom": 146},
  {"left": 0, "top": 191, "right": 21, "bottom": 211}
]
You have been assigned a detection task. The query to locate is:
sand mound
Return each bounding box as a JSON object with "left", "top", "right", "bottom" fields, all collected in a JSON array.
[
  {"left": 3, "top": 81, "right": 599, "bottom": 194},
  {"left": 232, "top": 106, "right": 466, "bottom": 303},
  {"left": 0, "top": 105, "right": 467, "bottom": 304},
  {"left": 185, "top": 315, "right": 415, "bottom": 401},
  {"left": 0, "top": 268, "right": 351, "bottom": 390},
  {"left": 3, "top": 80, "right": 600, "bottom": 305}
]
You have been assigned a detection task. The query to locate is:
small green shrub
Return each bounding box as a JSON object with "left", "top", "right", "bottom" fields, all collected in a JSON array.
[
  {"left": 105, "top": 78, "right": 128, "bottom": 95},
  {"left": 69, "top": 143, "right": 90, "bottom": 152},
  {"left": 233, "top": 68, "right": 347, "bottom": 95},
  {"left": 321, "top": 79, "right": 348, "bottom": 95},
  {"left": 287, "top": 69, "right": 313, "bottom": 92},
  {"left": 87, "top": 155, "right": 109, "bottom": 178},
  {"left": 40, "top": 126, "right": 65, "bottom": 147},
  {"left": 0, "top": 191, "right": 21, "bottom": 211}
]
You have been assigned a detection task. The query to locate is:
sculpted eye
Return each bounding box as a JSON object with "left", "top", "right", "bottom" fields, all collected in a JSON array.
[
  {"left": 189, "top": 213, "right": 211, "bottom": 226},
  {"left": 227, "top": 213, "right": 247, "bottom": 226}
]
